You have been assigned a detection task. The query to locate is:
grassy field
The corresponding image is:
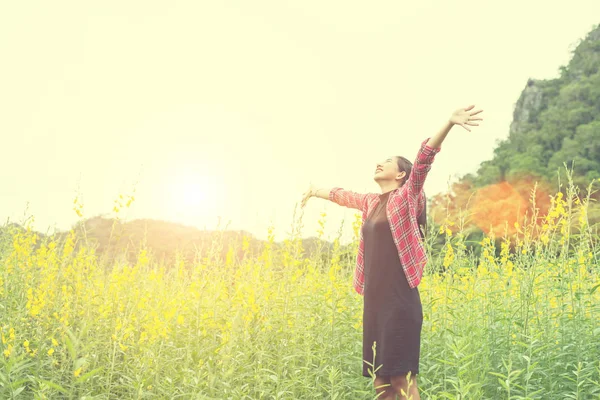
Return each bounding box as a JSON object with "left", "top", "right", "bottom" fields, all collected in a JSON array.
[{"left": 1, "top": 179, "right": 599, "bottom": 399}]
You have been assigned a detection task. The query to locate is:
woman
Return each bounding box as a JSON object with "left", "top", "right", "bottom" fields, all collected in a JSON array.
[{"left": 300, "top": 105, "right": 483, "bottom": 399}]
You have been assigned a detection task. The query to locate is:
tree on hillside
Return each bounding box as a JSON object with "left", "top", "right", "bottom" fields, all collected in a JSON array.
[{"left": 430, "top": 24, "right": 600, "bottom": 243}]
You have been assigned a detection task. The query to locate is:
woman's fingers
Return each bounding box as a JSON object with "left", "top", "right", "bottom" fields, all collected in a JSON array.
[
  {"left": 301, "top": 191, "right": 310, "bottom": 208},
  {"left": 451, "top": 106, "right": 482, "bottom": 130}
]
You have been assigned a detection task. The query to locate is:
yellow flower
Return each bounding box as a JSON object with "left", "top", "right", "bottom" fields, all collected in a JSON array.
[
  {"left": 514, "top": 222, "right": 524, "bottom": 235},
  {"left": 443, "top": 243, "right": 454, "bottom": 268},
  {"left": 74, "top": 368, "right": 82, "bottom": 377},
  {"left": 48, "top": 348, "right": 55, "bottom": 356}
]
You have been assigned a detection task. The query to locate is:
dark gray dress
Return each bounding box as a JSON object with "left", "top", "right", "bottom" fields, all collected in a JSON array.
[{"left": 362, "top": 191, "right": 423, "bottom": 378}]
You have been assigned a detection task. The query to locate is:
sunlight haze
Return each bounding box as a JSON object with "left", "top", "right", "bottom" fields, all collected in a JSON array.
[{"left": 1, "top": 0, "right": 599, "bottom": 243}]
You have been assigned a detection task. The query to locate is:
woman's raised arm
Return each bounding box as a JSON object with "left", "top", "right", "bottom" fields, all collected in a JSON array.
[
  {"left": 407, "top": 105, "right": 483, "bottom": 198},
  {"left": 426, "top": 105, "right": 483, "bottom": 148},
  {"left": 301, "top": 184, "right": 372, "bottom": 212}
]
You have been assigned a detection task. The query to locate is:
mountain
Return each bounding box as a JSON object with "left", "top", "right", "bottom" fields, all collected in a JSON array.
[
  {"left": 0, "top": 216, "right": 341, "bottom": 267},
  {"left": 430, "top": 24, "right": 600, "bottom": 235},
  {"left": 475, "top": 25, "right": 600, "bottom": 188}
]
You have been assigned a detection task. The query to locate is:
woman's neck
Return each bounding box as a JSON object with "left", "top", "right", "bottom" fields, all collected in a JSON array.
[{"left": 378, "top": 182, "right": 399, "bottom": 194}]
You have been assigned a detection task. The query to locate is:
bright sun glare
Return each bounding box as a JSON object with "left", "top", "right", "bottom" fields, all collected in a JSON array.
[
  {"left": 165, "top": 171, "right": 221, "bottom": 226},
  {"left": 180, "top": 182, "right": 205, "bottom": 208}
]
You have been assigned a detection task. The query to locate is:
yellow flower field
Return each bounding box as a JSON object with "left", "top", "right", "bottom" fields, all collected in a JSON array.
[{"left": 1, "top": 179, "right": 599, "bottom": 399}]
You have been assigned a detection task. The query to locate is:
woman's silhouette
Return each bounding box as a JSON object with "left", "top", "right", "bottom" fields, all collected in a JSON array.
[{"left": 301, "top": 105, "right": 483, "bottom": 399}]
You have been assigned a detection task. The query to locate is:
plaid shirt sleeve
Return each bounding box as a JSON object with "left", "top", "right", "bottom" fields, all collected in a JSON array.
[
  {"left": 407, "top": 138, "right": 441, "bottom": 200},
  {"left": 329, "top": 188, "right": 371, "bottom": 212}
]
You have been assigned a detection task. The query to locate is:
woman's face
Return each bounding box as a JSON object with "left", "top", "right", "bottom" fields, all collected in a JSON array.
[{"left": 374, "top": 156, "right": 406, "bottom": 183}]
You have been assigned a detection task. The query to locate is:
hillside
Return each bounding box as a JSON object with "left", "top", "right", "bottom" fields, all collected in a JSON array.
[
  {"left": 0, "top": 216, "right": 342, "bottom": 268},
  {"left": 430, "top": 24, "right": 600, "bottom": 236}
]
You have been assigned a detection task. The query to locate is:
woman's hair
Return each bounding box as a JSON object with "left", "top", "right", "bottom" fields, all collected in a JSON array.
[{"left": 396, "top": 156, "right": 427, "bottom": 239}]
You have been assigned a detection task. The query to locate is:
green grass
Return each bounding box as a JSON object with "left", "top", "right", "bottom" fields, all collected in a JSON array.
[{"left": 0, "top": 176, "right": 599, "bottom": 399}]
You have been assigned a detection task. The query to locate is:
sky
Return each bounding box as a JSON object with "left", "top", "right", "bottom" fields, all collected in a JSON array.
[{"left": 1, "top": 1, "right": 599, "bottom": 244}]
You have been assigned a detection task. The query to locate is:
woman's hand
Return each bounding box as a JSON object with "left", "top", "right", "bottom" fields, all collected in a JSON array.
[
  {"left": 301, "top": 183, "right": 316, "bottom": 209},
  {"left": 450, "top": 105, "right": 483, "bottom": 132}
]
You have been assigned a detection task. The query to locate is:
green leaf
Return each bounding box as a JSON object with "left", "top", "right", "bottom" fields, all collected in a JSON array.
[
  {"left": 64, "top": 334, "right": 76, "bottom": 363},
  {"left": 38, "top": 379, "right": 68, "bottom": 393},
  {"left": 76, "top": 367, "right": 104, "bottom": 384},
  {"left": 10, "top": 378, "right": 30, "bottom": 388},
  {"left": 73, "top": 357, "right": 87, "bottom": 370}
]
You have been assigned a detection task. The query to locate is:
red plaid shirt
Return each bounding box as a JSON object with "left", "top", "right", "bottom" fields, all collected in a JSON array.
[{"left": 329, "top": 138, "right": 441, "bottom": 295}]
